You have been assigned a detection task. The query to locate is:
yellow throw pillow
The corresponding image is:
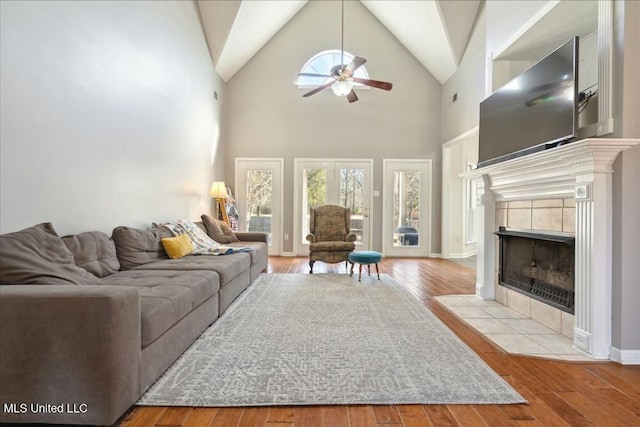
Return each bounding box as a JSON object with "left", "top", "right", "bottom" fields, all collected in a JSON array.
[{"left": 161, "top": 234, "right": 195, "bottom": 259}]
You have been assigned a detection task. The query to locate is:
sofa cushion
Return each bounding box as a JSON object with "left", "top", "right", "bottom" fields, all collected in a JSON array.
[
  {"left": 201, "top": 214, "right": 239, "bottom": 243},
  {"left": 228, "top": 241, "right": 267, "bottom": 268},
  {"left": 0, "top": 223, "right": 100, "bottom": 286},
  {"left": 62, "top": 231, "right": 120, "bottom": 278},
  {"left": 131, "top": 252, "right": 251, "bottom": 288},
  {"left": 101, "top": 270, "right": 219, "bottom": 346},
  {"left": 111, "top": 226, "right": 173, "bottom": 270},
  {"left": 161, "top": 234, "right": 195, "bottom": 259}
]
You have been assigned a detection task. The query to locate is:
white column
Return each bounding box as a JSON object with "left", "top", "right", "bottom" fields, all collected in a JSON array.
[
  {"left": 573, "top": 173, "right": 613, "bottom": 358},
  {"left": 474, "top": 175, "right": 495, "bottom": 300}
]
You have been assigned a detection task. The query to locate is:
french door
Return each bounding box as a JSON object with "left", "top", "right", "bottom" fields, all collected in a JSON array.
[
  {"left": 294, "top": 159, "right": 372, "bottom": 255},
  {"left": 235, "top": 158, "right": 283, "bottom": 255},
  {"left": 382, "top": 159, "right": 432, "bottom": 257}
]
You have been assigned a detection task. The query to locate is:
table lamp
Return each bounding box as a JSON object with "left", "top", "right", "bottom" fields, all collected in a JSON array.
[{"left": 209, "top": 181, "right": 230, "bottom": 225}]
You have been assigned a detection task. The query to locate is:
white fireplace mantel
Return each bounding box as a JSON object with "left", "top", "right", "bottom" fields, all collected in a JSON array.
[{"left": 462, "top": 138, "right": 640, "bottom": 359}]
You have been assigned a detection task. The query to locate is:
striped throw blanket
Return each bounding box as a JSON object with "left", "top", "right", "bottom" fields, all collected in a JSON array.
[{"left": 157, "top": 220, "right": 252, "bottom": 256}]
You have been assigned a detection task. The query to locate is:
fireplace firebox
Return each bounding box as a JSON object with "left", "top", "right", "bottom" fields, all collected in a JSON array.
[{"left": 496, "top": 227, "right": 575, "bottom": 314}]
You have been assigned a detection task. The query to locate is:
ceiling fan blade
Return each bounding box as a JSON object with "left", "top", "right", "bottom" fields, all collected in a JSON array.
[
  {"left": 352, "top": 77, "right": 393, "bottom": 91},
  {"left": 346, "top": 90, "right": 358, "bottom": 103},
  {"left": 298, "top": 72, "right": 334, "bottom": 78},
  {"left": 344, "top": 56, "right": 367, "bottom": 76},
  {"left": 302, "top": 80, "right": 335, "bottom": 97}
]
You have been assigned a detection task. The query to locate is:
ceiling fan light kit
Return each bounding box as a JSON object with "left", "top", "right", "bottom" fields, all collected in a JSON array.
[
  {"left": 331, "top": 80, "right": 353, "bottom": 96},
  {"left": 299, "top": 0, "right": 392, "bottom": 104}
]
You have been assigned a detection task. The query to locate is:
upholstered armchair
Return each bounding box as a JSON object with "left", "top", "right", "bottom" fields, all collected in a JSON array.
[{"left": 306, "top": 205, "right": 357, "bottom": 273}]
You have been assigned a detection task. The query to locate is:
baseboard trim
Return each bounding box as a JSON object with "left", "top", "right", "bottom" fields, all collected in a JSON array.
[
  {"left": 609, "top": 346, "right": 640, "bottom": 365},
  {"left": 448, "top": 251, "right": 477, "bottom": 259},
  {"left": 280, "top": 252, "right": 296, "bottom": 257}
]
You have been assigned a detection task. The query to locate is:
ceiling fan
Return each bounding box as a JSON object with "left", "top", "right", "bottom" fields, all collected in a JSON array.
[{"left": 298, "top": 0, "right": 393, "bottom": 103}]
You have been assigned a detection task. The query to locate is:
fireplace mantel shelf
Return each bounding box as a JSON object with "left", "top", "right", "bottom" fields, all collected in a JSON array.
[
  {"left": 462, "top": 138, "right": 639, "bottom": 201},
  {"left": 466, "top": 137, "right": 639, "bottom": 360}
]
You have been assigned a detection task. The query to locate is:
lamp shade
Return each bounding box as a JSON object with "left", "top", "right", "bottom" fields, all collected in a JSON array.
[{"left": 208, "top": 181, "right": 228, "bottom": 199}]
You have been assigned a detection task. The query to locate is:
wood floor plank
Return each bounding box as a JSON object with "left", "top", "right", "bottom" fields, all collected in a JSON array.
[
  {"left": 124, "top": 407, "right": 164, "bottom": 427},
  {"left": 346, "top": 405, "right": 377, "bottom": 427},
  {"left": 293, "top": 407, "right": 322, "bottom": 427},
  {"left": 371, "top": 405, "right": 402, "bottom": 424},
  {"left": 117, "top": 257, "right": 640, "bottom": 427},
  {"left": 498, "top": 404, "right": 536, "bottom": 421},
  {"left": 209, "top": 407, "right": 243, "bottom": 427},
  {"left": 500, "top": 376, "right": 571, "bottom": 427},
  {"left": 532, "top": 392, "right": 593, "bottom": 427},
  {"left": 181, "top": 408, "right": 219, "bottom": 427},
  {"left": 446, "top": 405, "right": 488, "bottom": 427},
  {"left": 597, "top": 388, "right": 640, "bottom": 417},
  {"left": 556, "top": 390, "right": 635, "bottom": 426},
  {"left": 319, "top": 405, "right": 349, "bottom": 427},
  {"left": 238, "top": 407, "right": 269, "bottom": 427},
  {"left": 559, "top": 384, "right": 640, "bottom": 423},
  {"left": 266, "top": 406, "right": 296, "bottom": 423},
  {"left": 155, "top": 407, "right": 192, "bottom": 426},
  {"left": 582, "top": 364, "right": 640, "bottom": 399},
  {"left": 422, "top": 405, "right": 459, "bottom": 426},
  {"left": 396, "top": 405, "right": 434, "bottom": 427},
  {"left": 472, "top": 405, "right": 515, "bottom": 427}
]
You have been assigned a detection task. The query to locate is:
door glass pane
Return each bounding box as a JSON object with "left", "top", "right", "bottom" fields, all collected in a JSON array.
[
  {"left": 339, "top": 168, "right": 364, "bottom": 245},
  {"left": 302, "top": 169, "right": 327, "bottom": 244},
  {"left": 246, "top": 170, "right": 273, "bottom": 246},
  {"left": 393, "top": 171, "right": 420, "bottom": 247}
]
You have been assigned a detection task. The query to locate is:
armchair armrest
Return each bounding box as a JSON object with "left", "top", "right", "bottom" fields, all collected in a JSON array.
[
  {"left": 0, "top": 285, "right": 142, "bottom": 426},
  {"left": 345, "top": 233, "right": 357, "bottom": 242},
  {"left": 235, "top": 231, "right": 268, "bottom": 244},
  {"left": 306, "top": 233, "right": 316, "bottom": 243}
]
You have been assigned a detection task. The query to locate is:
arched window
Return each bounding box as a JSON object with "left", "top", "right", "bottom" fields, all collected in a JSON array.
[{"left": 296, "top": 49, "right": 369, "bottom": 88}]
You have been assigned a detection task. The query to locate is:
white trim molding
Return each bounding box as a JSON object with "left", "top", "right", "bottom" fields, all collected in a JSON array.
[
  {"left": 609, "top": 347, "right": 640, "bottom": 365},
  {"left": 462, "top": 138, "right": 640, "bottom": 359}
]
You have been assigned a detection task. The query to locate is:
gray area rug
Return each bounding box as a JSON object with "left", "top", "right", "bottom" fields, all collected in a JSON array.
[{"left": 138, "top": 273, "right": 525, "bottom": 406}]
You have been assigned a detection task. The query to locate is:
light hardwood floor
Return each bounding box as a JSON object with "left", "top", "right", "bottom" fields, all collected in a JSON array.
[{"left": 120, "top": 257, "right": 640, "bottom": 427}]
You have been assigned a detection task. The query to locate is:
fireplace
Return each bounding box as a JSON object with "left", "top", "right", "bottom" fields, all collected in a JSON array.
[
  {"left": 462, "top": 138, "right": 639, "bottom": 359},
  {"left": 496, "top": 227, "right": 575, "bottom": 314}
]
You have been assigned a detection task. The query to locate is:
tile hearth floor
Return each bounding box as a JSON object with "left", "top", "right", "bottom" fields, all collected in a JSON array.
[{"left": 434, "top": 294, "right": 594, "bottom": 361}]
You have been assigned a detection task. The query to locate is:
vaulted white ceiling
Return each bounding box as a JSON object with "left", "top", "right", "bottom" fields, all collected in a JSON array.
[{"left": 197, "top": 0, "right": 481, "bottom": 84}]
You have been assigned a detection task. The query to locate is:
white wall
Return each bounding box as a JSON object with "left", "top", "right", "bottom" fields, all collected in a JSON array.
[
  {"left": 0, "top": 0, "right": 224, "bottom": 236},
  {"left": 611, "top": 0, "right": 640, "bottom": 355},
  {"left": 224, "top": 0, "right": 442, "bottom": 253},
  {"left": 440, "top": 4, "right": 484, "bottom": 259},
  {"left": 441, "top": 3, "right": 486, "bottom": 143},
  {"left": 485, "top": 0, "right": 551, "bottom": 57}
]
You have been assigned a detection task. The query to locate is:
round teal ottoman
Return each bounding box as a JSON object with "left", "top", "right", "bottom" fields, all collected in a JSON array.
[{"left": 348, "top": 251, "right": 383, "bottom": 281}]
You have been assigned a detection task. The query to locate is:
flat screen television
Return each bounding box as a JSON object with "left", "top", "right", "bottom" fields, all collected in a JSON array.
[{"left": 478, "top": 37, "right": 578, "bottom": 167}]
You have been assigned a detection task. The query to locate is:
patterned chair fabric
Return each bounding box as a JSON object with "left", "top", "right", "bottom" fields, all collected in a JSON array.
[{"left": 306, "top": 205, "right": 357, "bottom": 273}]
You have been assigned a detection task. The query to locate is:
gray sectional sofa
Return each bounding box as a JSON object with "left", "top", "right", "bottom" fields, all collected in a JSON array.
[{"left": 0, "top": 216, "right": 268, "bottom": 426}]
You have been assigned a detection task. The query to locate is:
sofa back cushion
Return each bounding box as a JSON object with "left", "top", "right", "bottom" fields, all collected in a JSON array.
[
  {"left": 201, "top": 214, "right": 239, "bottom": 243},
  {"left": 0, "top": 223, "right": 100, "bottom": 285},
  {"left": 111, "top": 226, "right": 173, "bottom": 270},
  {"left": 62, "top": 231, "right": 120, "bottom": 277}
]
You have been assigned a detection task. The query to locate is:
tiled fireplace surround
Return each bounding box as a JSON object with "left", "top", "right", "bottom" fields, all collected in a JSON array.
[
  {"left": 463, "top": 138, "right": 639, "bottom": 361},
  {"left": 494, "top": 199, "right": 576, "bottom": 339}
]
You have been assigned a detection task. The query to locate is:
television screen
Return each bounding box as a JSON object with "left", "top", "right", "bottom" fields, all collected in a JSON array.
[{"left": 478, "top": 38, "right": 578, "bottom": 167}]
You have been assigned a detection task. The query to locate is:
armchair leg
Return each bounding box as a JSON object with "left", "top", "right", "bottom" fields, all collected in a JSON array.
[{"left": 309, "top": 260, "right": 315, "bottom": 274}]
